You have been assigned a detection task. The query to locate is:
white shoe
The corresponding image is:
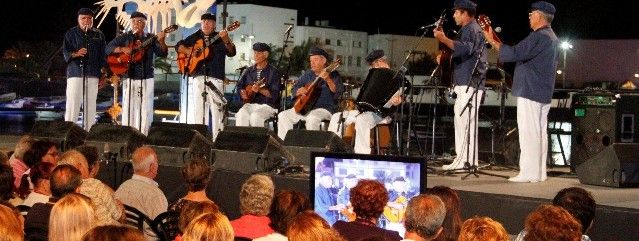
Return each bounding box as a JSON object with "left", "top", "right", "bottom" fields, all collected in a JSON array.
[
  {"left": 508, "top": 175, "right": 546, "bottom": 183},
  {"left": 442, "top": 160, "right": 467, "bottom": 170}
]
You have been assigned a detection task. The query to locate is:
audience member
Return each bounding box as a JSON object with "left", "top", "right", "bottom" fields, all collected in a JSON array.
[
  {"left": 287, "top": 210, "right": 346, "bottom": 241},
  {"left": 49, "top": 193, "right": 97, "bottom": 241},
  {"left": 21, "top": 162, "right": 55, "bottom": 207},
  {"left": 8, "top": 135, "right": 34, "bottom": 189},
  {"left": 403, "top": 195, "right": 446, "bottom": 241},
  {"left": 523, "top": 204, "right": 582, "bottom": 241},
  {"left": 0, "top": 203, "right": 24, "bottom": 241},
  {"left": 425, "top": 186, "right": 462, "bottom": 241},
  {"left": 169, "top": 158, "right": 216, "bottom": 213},
  {"left": 457, "top": 216, "right": 509, "bottom": 241},
  {"left": 182, "top": 212, "right": 234, "bottom": 241},
  {"left": 82, "top": 225, "right": 146, "bottom": 241},
  {"left": 254, "top": 190, "right": 311, "bottom": 241},
  {"left": 333, "top": 179, "right": 402, "bottom": 241},
  {"left": 1, "top": 164, "right": 21, "bottom": 206},
  {"left": 74, "top": 145, "right": 100, "bottom": 178},
  {"left": 231, "top": 174, "right": 276, "bottom": 239}
]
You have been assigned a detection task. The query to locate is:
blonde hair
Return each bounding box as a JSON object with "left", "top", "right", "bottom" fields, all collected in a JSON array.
[
  {"left": 182, "top": 212, "right": 234, "bottom": 241},
  {"left": 81, "top": 225, "right": 145, "bottom": 241},
  {"left": 239, "top": 174, "right": 274, "bottom": 216},
  {"left": 49, "top": 193, "right": 97, "bottom": 241},
  {"left": 57, "top": 150, "right": 90, "bottom": 178},
  {"left": 12, "top": 135, "right": 34, "bottom": 160},
  {"left": 0, "top": 204, "right": 23, "bottom": 241},
  {"left": 458, "top": 216, "right": 509, "bottom": 241},
  {"left": 287, "top": 211, "right": 346, "bottom": 241}
]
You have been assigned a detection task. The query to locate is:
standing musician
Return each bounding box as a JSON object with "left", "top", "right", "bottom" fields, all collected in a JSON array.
[
  {"left": 106, "top": 11, "right": 168, "bottom": 135},
  {"left": 175, "top": 13, "right": 236, "bottom": 139},
  {"left": 327, "top": 50, "right": 402, "bottom": 154},
  {"left": 277, "top": 47, "right": 344, "bottom": 140},
  {"left": 433, "top": 0, "right": 487, "bottom": 170},
  {"left": 235, "top": 42, "right": 281, "bottom": 127},
  {"left": 483, "top": 1, "right": 559, "bottom": 183},
  {"left": 63, "top": 8, "right": 107, "bottom": 131}
]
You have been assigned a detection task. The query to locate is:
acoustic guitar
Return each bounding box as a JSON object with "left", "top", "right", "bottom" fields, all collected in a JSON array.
[
  {"left": 477, "top": 14, "right": 511, "bottom": 87},
  {"left": 177, "top": 21, "right": 241, "bottom": 75},
  {"left": 240, "top": 77, "right": 267, "bottom": 104},
  {"left": 434, "top": 13, "right": 454, "bottom": 88},
  {"left": 105, "top": 75, "right": 122, "bottom": 123},
  {"left": 293, "top": 59, "right": 341, "bottom": 115},
  {"left": 107, "top": 25, "right": 178, "bottom": 75}
]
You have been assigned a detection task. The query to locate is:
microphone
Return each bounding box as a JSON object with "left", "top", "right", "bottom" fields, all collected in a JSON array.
[
  {"left": 419, "top": 22, "right": 439, "bottom": 29},
  {"left": 285, "top": 25, "right": 293, "bottom": 34},
  {"left": 494, "top": 27, "right": 502, "bottom": 33},
  {"left": 236, "top": 66, "right": 248, "bottom": 71}
]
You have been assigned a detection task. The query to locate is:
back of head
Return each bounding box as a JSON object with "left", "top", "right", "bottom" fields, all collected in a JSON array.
[
  {"left": 57, "top": 150, "right": 90, "bottom": 178},
  {"left": 12, "top": 135, "right": 34, "bottom": 160},
  {"left": 404, "top": 194, "right": 446, "bottom": 240},
  {"left": 50, "top": 164, "right": 83, "bottom": 198},
  {"left": 49, "top": 193, "right": 96, "bottom": 241},
  {"left": 0, "top": 204, "right": 24, "bottom": 241},
  {"left": 182, "top": 158, "right": 211, "bottom": 192},
  {"left": 131, "top": 146, "right": 157, "bottom": 173},
  {"left": 0, "top": 164, "right": 15, "bottom": 202},
  {"left": 552, "top": 187, "right": 596, "bottom": 233},
  {"left": 182, "top": 212, "right": 234, "bottom": 241},
  {"left": 524, "top": 204, "right": 582, "bottom": 241},
  {"left": 458, "top": 216, "right": 509, "bottom": 241},
  {"left": 18, "top": 161, "right": 55, "bottom": 198},
  {"left": 425, "top": 186, "right": 462, "bottom": 241},
  {"left": 81, "top": 225, "right": 145, "bottom": 241},
  {"left": 179, "top": 201, "right": 220, "bottom": 232},
  {"left": 350, "top": 179, "right": 388, "bottom": 220},
  {"left": 0, "top": 151, "right": 8, "bottom": 166},
  {"left": 240, "top": 174, "right": 274, "bottom": 216},
  {"left": 269, "top": 190, "right": 311, "bottom": 234},
  {"left": 287, "top": 210, "right": 345, "bottom": 241},
  {"left": 74, "top": 145, "right": 99, "bottom": 171}
]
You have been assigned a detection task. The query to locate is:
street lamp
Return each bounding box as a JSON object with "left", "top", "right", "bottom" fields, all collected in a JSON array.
[{"left": 560, "top": 41, "right": 573, "bottom": 88}]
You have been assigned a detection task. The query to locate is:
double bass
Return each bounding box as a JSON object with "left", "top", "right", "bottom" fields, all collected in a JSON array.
[{"left": 107, "top": 25, "right": 178, "bottom": 75}]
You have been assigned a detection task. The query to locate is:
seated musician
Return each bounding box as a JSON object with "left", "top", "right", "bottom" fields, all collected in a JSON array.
[
  {"left": 277, "top": 47, "right": 344, "bottom": 140},
  {"left": 336, "top": 174, "right": 359, "bottom": 221},
  {"left": 105, "top": 11, "right": 168, "bottom": 135},
  {"left": 327, "top": 50, "right": 402, "bottom": 154},
  {"left": 383, "top": 177, "right": 416, "bottom": 233},
  {"left": 235, "top": 42, "right": 281, "bottom": 127},
  {"left": 175, "top": 13, "right": 236, "bottom": 139}
]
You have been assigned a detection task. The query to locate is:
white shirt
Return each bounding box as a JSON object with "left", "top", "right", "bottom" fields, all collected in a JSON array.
[
  {"left": 254, "top": 232, "right": 288, "bottom": 241},
  {"left": 22, "top": 192, "right": 50, "bottom": 207}
]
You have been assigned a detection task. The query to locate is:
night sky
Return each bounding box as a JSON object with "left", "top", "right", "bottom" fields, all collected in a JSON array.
[{"left": 1, "top": 0, "right": 638, "bottom": 53}]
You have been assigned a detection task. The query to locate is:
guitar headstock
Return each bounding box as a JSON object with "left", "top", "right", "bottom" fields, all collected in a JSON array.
[
  {"left": 435, "top": 11, "right": 447, "bottom": 30},
  {"left": 226, "top": 21, "right": 241, "bottom": 32},
  {"left": 477, "top": 14, "right": 492, "bottom": 31},
  {"left": 164, "top": 24, "right": 179, "bottom": 33},
  {"left": 327, "top": 59, "right": 341, "bottom": 72}
]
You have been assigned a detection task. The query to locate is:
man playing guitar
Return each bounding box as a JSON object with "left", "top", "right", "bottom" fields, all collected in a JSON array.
[
  {"left": 277, "top": 47, "right": 344, "bottom": 140},
  {"left": 175, "top": 13, "right": 236, "bottom": 139},
  {"left": 106, "top": 11, "right": 168, "bottom": 135},
  {"left": 235, "top": 42, "right": 281, "bottom": 127}
]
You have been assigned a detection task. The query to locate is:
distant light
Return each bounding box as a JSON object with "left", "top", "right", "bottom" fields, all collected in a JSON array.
[
  {"left": 557, "top": 70, "right": 563, "bottom": 75},
  {"left": 561, "top": 41, "right": 573, "bottom": 50},
  {"left": 25, "top": 54, "right": 30, "bottom": 58},
  {"left": 14, "top": 65, "right": 17, "bottom": 68},
  {"left": 635, "top": 73, "right": 639, "bottom": 78}
]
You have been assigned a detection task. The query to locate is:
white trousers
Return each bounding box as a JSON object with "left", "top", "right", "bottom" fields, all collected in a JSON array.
[
  {"left": 122, "top": 77, "right": 154, "bottom": 135},
  {"left": 354, "top": 112, "right": 387, "bottom": 154},
  {"left": 235, "top": 103, "right": 277, "bottom": 127},
  {"left": 183, "top": 76, "right": 225, "bottom": 139},
  {"left": 277, "top": 108, "right": 331, "bottom": 140},
  {"left": 65, "top": 77, "right": 98, "bottom": 131},
  {"left": 452, "top": 85, "right": 483, "bottom": 166},
  {"left": 515, "top": 97, "right": 550, "bottom": 181},
  {"left": 327, "top": 110, "right": 360, "bottom": 136}
]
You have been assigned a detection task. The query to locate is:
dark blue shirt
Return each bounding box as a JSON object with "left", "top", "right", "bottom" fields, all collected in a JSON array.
[
  {"left": 176, "top": 30, "right": 236, "bottom": 79},
  {"left": 105, "top": 32, "right": 168, "bottom": 79},
  {"left": 236, "top": 64, "right": 282, "bottom": 109},
  {"left": 293, "top": 70, "right": 344, "bottom": 113},
  {"left": 452, "top": 20, "right": 487, "bottom": 89},
  {"left": 63, "top": 26, "right": 107, "bottom": 78},
  {"left": 499, "top": 25, "right": 559, "bottom": 104},
  {"left": 315, "top": 185, "right": 337, "bottom": 225}
]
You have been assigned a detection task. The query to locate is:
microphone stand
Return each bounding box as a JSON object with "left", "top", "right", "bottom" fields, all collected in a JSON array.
[
  {"left": 82, "top": 26, "right": 89, "bottom": 130},
  {"left": 276, "top": 26, "right": 294, "bottom": 112}
]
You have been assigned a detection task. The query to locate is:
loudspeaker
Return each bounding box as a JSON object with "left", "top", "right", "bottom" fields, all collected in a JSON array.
[
  {"left": 30, "top": 120, "right": 87, "bottom": 151},
  {"left": 212, "top": 126, "right": 293, "bottom": 173},
  {"left": 151, "top": 122, "right": 212, "bottom": 141},
  {"left": 147, "top": 125, "right": 213, "bottom": 167},
  {"left": 575, "top": 143, "right": 639, "bottom": 187},
  {"left": 283, "top": 129, "right": 353, "bottom": 166}
]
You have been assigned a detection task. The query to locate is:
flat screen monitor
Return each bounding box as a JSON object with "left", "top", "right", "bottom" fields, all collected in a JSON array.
[{"left": 310, "top": 152, "right": 427, "bottom": 237}]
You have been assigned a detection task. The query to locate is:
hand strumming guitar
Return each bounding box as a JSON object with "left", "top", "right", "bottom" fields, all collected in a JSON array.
[
  {"left": 296, "top": 86, "right": 308, "bottom": 96},
  {"left": 74, "top": 48, "right": 88, "bottom": 58}
]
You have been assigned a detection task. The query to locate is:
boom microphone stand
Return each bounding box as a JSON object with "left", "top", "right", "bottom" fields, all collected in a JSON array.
[
  {"left": 277, "top": 25, "right": 294, "bottom": 112},
  {"left": 81, "top": 26, "right": 89, "bottom": 130}
]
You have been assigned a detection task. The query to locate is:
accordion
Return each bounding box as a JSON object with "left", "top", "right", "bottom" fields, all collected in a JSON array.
[{"left": 355, "top": 68, "right": 411, "bottom": 117}]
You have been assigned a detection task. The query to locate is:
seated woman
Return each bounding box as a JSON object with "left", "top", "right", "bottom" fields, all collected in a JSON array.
[
  {"left": 425, "top": 186, "right": 462, "bottom": 241},
  {"left": 458, "top": 216, "right": 509, "bottom": 241},
  {"left": 231, "top": 174, "right": 275, "bottom": 239},
  {"left": 254, "top": 190, "right": 311, "bottom": 241},
  {"left": 175, "top": 201, "right": 220, "bottom": 241},
  {"left": 20, "top": 162, "right": 55, "bottom": 207},
  {"left": 332, "top": 179, "right": 402, "bottom": 241},
  {"left": 49, "top": 193, "right": 97, "bottom": 241},
  {"left": 82, "top": 225, "right": 145, "bottom": 241},
  {"left": 169, "top": 159, "right": 217, "bottom": 213},
  {"left": 17, "top": 140, "right": 58, "bottom": 196},
  {"left": 182, "top": 211, "right": 234, "bottom": 241},
  {"left": 288, "top": 210, "right": 346, "bottom": 241}
]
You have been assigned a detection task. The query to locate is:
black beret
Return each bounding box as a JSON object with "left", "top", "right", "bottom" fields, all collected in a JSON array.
[
  {"left": 252, "top": 42, "right": 271, "bottom": 52},
  {"left": 130, "top": 11, "right": 147, "bottom": 20},
  {"left": 309, "top": 46, "right": 331, "bottom": 61},
  {"left": 77, "top": 8, "right": 95, "bottom": 16},
  {"left": 365, "top": 49, "right": 385, "bottom": 64},
  {"left": 531, "top": 1, "right": 556, "bottom": 15},
  {"left": 453, "top": 0, "right": 477, "bottom": 11},
  {"left": 393, "top": 176, "right": 406, "bottom": 182},
  {"left": 201, "top": 13, "right": 216, "bottom": 20}
]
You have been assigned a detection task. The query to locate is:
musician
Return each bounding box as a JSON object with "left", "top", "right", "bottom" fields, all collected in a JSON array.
[
  {"left": 277, "top": 47, "right": 344, "bottom": 139},
  {"left": 483, "top": 1, "right": 559, "bottom": 182},
  {"left": 62, "top": 8, "right": 107, "bottom": 131},
  {"left": 315, "top": 172, "right": 342, "bottom": 225},
  {"left": 433, "top": 0, "right": 487, "bottom": 170},
  {"left": 327, "top": 50, "right": 402, "bottom": 154},
  {"left": 105, "top": 11, "right": 168, "bottom": 135},
  {"left": 175, "top": 13, "right": 236, "bottom": 139},
  {"left": 235, "top": 42, "right": 281, "bottom": 127}
]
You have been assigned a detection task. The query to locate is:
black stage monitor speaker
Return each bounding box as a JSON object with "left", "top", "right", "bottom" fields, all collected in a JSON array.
[
  {"left": 575, "top": 143, "right": 639, "bottom": 187},
  {"left": 283, "top": 129, "right": 353, "bottom": 166},
  {"left": 151, "top": 122, "right": 212, "bottom": 141},
  {"left": 30, "top": 120, "right": 87, "bottom": 151},
  {"left": 212, "top": 126, "right": 293, "bottom": 174},
  {"left": 147, "top": 124, "right": 214, "bottom": 167}
]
